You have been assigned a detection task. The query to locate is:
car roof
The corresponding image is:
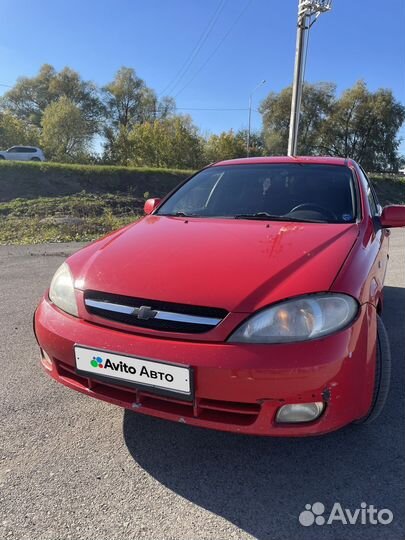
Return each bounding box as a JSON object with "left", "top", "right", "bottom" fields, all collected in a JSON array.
[
  {"left": 212, "top": 156, "right": 355, "bottom": 167},
  {"left": 8, "top": 145, "right": 39, "bottom": 149}
]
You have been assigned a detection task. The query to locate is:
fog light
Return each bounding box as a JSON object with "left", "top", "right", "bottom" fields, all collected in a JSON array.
[
  {"left": 276, "top": 402, "right": 325, "bottom": 423},
  {"left": 40, "top": 349, "right": 53, "bottom": 371}
]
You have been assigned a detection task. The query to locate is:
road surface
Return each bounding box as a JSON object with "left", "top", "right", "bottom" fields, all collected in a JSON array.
[{"left": 1, "top": 232, "right": 404, "bottom": 540}]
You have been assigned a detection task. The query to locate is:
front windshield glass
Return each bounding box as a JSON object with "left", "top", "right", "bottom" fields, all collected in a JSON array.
[{"left": 157, "top": 164, "right": 357, "bottom": 224}]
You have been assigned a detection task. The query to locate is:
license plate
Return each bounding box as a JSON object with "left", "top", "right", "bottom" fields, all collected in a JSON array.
[{"left": 75, "top": 346, "right": 191, "bottom": 396}]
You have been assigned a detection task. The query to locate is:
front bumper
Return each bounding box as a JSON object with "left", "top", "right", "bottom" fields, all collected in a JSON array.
[{"left": 34, "top": 298, "right": 377, "bottom": 436}]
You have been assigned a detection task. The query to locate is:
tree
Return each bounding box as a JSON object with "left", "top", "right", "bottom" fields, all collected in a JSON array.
[
  {"left": 235, "top": 129, "right": 265, "bottom": 157},
  {"left": 204, "top": 130, "right": 246, "bottom": 163},
  {"left": 48, "top": 67, "right": 102, "bottom": 130},
  {"left": 298, "top": 83, "right": 335, "bottom": 153},
  {"left": 260, "top": 87, "right": 291, "bottom": 155},
  {"left": 128, "top": 115, "right": 205, "bottom": 169},
  {"left": 260, "top": 81, "right": 404, "bottom": 170},
  {"left": 40, "top": 97, "right": 93, "bottom": 162},
  {"left": 320, "top": 81, "right": 405, "bottom": 171},
  {"left": 104, "top": 125, "right": 134, "bottom": 166},
  {"left": 103, "top": 67, "right": 175, "bottom": 127},
  {"left": 103, "top": 67, "right": 152, "bottom": 129},
  {"left": 260, "top": 82, "right": 335, "bottom": 155},
  {"left": 0, "top": 112, "right": 40, "bottom": 149},
  {"left": 1, "top": 64, "right": 102, "bottom": 130},
  {"left": 102, "top": 67, "right": 175, "bottom": 164}
]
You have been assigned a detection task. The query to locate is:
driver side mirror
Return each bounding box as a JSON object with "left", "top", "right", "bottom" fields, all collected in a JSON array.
[
  {"left": 380, "top": 205, "right": 405, "bottom": 228},
  {"left": 144, "top": 198, "right": 161, "bottom": 215}
]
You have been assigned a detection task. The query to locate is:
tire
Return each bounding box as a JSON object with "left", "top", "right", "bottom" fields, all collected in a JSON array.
[
  {"left": 30, "top": 157, "right": 40, "bottom": 161},
  {"left": 0, "top": 155, "right": 5, "bottom": 160},
  {"left": 356, "top": 314, "right": 391, "bottom": 424}
]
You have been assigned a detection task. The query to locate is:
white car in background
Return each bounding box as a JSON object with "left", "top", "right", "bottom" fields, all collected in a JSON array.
[{"left": 0, "top": 146, "right": 46, "bottom": 162}]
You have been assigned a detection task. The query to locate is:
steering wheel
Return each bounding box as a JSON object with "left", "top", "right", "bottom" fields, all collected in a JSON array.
[{"left": 288, "top": 203, "right": 337, "bottom": 221}]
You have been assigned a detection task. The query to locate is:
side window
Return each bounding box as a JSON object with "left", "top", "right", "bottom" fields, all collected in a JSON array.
[
  {"left": 359, "top": 166, "right": 380, "bottom": 217},
  {"left": 367, "top": 185, "right": 378, "bottom": 216},
  {"left": 370, "top": 183, "right": 382, "bottom": 214}
]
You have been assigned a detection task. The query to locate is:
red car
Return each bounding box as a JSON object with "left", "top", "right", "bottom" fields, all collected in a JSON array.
[{"left": 34, "top": 156, "right": 405, "bottom": 436}]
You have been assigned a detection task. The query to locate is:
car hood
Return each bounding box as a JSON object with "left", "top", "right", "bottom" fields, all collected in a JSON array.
[{"left": 70, "top": 216, "right": 359, "bottom": 313}]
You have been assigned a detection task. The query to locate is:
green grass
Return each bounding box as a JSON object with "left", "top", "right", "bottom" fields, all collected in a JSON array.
[
  {"left": 0, "top": 193, "right": 141, "bottom": 244},
  {"left": 0, "top": 160, "right": 193, "bottom": 176},
  {"left": 0, "top": 161, "right": 193, "bottom": 244}
]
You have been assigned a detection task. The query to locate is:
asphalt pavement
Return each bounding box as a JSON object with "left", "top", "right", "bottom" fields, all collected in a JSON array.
[{"left": 1, "top": 231, "right": 404, "bottom": 540}]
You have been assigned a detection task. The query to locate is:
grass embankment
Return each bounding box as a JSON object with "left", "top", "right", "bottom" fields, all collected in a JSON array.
[
  {"left": 0, "top": 161, "right": 193, "bottom": 201},
  {"left": 370, "top": 174, "right": 405, "bottom": 206},
  {"left": 0, "top": 193, "right": 143, "bottom": 244},
  {"left": 0, "top": 162, "right": 404, "bottom": 244},
  {"left": 0, "top": 162, "right": 192, "bottom": 244}
]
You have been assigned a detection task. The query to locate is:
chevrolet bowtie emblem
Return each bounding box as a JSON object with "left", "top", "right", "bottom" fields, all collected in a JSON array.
[{"left": 132, "top": 305, "right": 158, "bottom": 320}]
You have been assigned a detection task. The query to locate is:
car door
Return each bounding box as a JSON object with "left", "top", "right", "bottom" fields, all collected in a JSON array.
[
  {"left": 360, "top": 167, "right": 390, "bottom": 295},
  {"left": 17, "top": 147, "right": 31, "bottom": 161},
  {"left": 5, "top": 147, "right": 20, "bottom": 160}
]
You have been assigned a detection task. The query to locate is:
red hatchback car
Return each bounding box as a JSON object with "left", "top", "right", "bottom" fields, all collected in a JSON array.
[{"left": 34, "top": 156, "right": 405, "bottom": 436}]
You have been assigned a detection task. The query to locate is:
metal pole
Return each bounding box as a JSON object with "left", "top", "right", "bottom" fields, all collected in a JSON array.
[
  {"left": 287, "top": 0, "right": 332, "bottom": 156},
  {"left": 288, "top": 4, "right": 307, "bottom": 156}
]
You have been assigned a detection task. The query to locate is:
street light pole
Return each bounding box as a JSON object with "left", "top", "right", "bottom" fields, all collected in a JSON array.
[
  {"left": 287, "top": 0, "right": 332, "bottom": 156},
  {"left": 288, "top": 12, "right": 306, "bottom": 157},
  {"left": 247, "top": 79, "right": 266, "bottom": 157}
]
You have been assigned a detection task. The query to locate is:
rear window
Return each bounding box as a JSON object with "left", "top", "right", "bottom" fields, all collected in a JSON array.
[{"left": 157, "top": 164, "right": 357, "bottom": 224}]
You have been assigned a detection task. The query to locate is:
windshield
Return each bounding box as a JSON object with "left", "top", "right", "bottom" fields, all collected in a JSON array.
[{"left": 157, "top": 164, "right": 357, "bottom": 224}]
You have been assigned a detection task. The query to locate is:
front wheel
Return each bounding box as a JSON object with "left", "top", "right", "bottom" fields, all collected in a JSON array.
[
  {"left": 31, "top": 157, "right": 41, "bottom": 161},
  {"left": 355, "top": 314, "right": 391, "bottom": 424}
]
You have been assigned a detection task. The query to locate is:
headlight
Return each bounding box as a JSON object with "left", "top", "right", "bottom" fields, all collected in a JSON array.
[
  {"left": 49, "top": 262, "right": 78, "bottom": 317},
  {"left": 228, "top": 294, "right": 358, "bottom": 344}
]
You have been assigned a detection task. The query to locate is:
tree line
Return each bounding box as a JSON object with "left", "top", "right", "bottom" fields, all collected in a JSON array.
[{"left": 0, "top": 64, "right": 403, "bottom": 171}]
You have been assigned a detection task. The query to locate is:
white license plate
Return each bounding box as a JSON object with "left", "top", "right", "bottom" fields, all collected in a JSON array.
[{"left": 75, "top": 346, "right": 191, "bottom": 395}]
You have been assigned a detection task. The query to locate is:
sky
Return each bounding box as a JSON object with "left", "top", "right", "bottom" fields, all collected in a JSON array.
[{"left": 0, "top": 0, "right": 404, "bottom": 149}]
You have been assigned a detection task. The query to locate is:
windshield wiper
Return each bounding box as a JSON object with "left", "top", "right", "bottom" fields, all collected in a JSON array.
[
  {"left": 160, "top": 211, "right": 196, "bottom": 217},
  {"left": 234, "top": 212, "right": 329, "bottom": 223}
]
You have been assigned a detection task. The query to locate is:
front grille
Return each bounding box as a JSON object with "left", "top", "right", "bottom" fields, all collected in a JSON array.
[
  {"left": 55, "top": 359, "right": 260, "bottom": 426},
  {"left": 84, "top": 290, "right": 228, "bottom": 333}
]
